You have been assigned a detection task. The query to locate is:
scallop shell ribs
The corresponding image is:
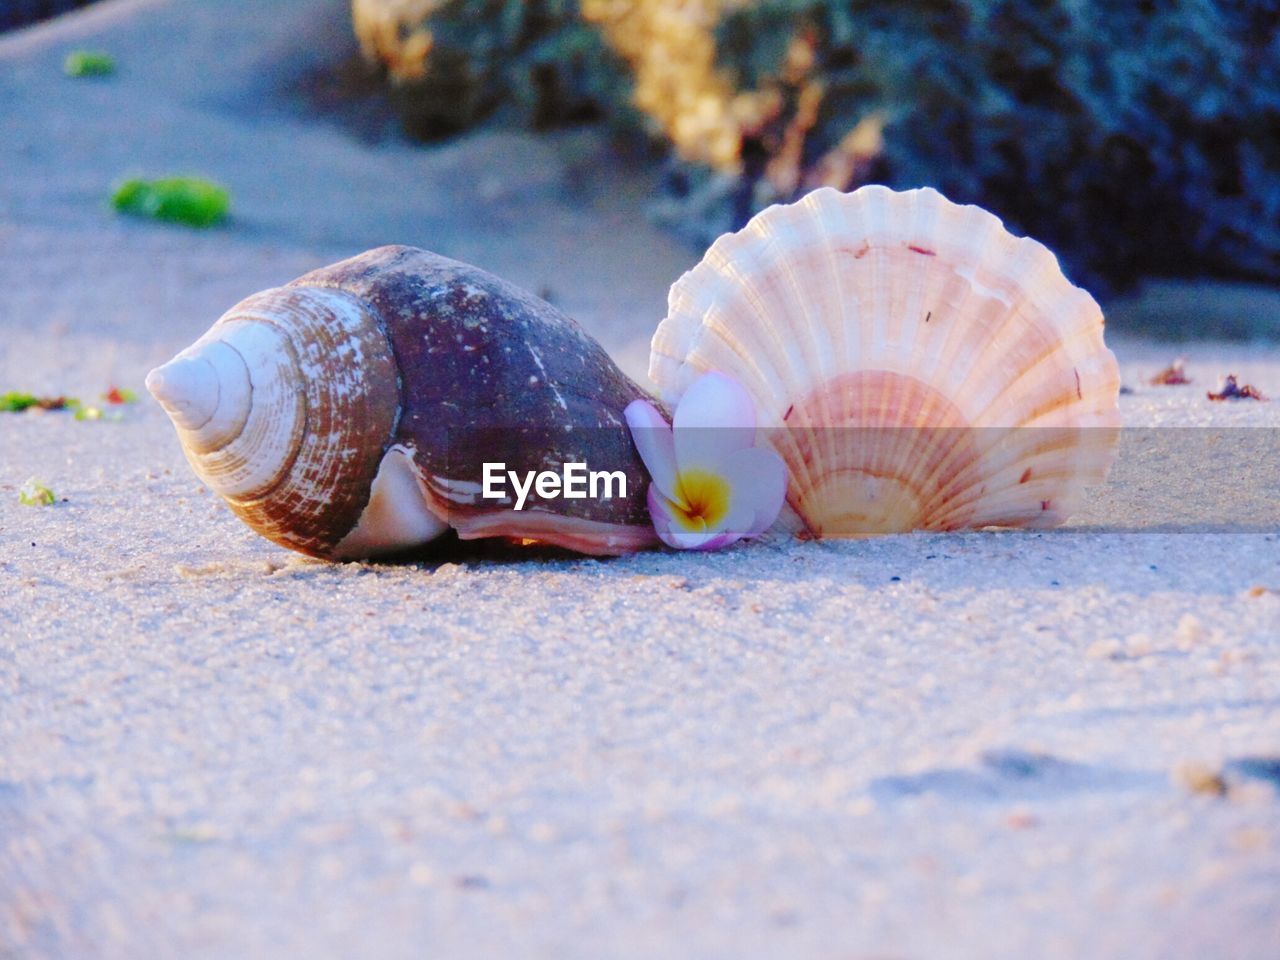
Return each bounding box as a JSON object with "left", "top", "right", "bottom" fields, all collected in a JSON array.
[{"left": 650, "top": 185, "right": 1121, "bottom": 535}]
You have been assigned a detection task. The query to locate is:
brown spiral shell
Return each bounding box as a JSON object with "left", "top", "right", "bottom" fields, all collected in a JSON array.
[{"left": 148, "top": 246, "right": 657, "bottom": 558}]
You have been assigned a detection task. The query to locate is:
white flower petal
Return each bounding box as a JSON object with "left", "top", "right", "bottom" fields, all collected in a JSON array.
[
  {"left": 720, "top": 445, "right": 788, "bottom": 536},
  {"left": 647, "top": 484, "right": 738, "bottom": 551},
  {"left": 691, "top": 529, "right": 739, "bottom": 551},
  {"left": 719, "top": 485, "right": 756, "bottom": 539},
  {"left": 673, "top": 372, "right": 756, "bottom": 472},
  {"left": 625, "top": 398, "right": 684, "bottom": 506}
]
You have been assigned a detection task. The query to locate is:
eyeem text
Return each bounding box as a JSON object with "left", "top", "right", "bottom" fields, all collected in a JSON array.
[{"left": 481, "top": 462, "right": 627, "bottom": 510}]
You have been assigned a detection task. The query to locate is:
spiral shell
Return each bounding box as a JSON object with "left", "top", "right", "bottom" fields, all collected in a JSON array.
[
  {"left": 148, "top": 246, "right": 657, "bottom": 558},
  {"left": 649, "top": 185, "right": 1121, "bottom": 535}
]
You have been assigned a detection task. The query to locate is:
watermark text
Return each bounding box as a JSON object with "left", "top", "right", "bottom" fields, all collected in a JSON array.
[{"left": 482, "top": 462, "right": 627, "bottom": 510}]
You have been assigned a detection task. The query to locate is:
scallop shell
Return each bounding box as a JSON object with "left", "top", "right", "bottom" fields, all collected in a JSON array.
[
  {"left": 650, "top": 185, "right": 1121, "bottom": 535},
  {"left": 148, "top": 246, "right": 657, "bottom": 559}
]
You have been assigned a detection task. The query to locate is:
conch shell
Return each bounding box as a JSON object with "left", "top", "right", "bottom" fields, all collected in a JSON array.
[
  {"left": 148, "top": 246, "right": 657, "bottom": 559},
  {"left": 650, "top": 185, "right": 1121, "bottom": 535}
]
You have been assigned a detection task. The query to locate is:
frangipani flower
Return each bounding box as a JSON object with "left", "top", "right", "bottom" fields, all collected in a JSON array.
[{"left": 625, "top": 372, "right": 787, "bottom": 550}]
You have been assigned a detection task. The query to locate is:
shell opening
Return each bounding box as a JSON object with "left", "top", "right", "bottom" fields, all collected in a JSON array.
[{"left": 331, "top": 446, "right": 449, "bottom": 559}]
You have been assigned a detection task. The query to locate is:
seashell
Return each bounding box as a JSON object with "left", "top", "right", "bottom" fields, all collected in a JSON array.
[
  {"left": 147, "top": 246, "right": 657, "bottom": 559},
  {"left": 650, "top": 185, "right": 1121, "bottom": 535}
]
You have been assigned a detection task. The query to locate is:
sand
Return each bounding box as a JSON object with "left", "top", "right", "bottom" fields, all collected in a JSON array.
[{"left": 2, "top": 1, "right": 1279, "bottom": 958}]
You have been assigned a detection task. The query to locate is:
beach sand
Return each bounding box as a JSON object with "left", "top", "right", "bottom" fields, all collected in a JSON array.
[{"left": 2, "top": 2, "right": 1279, "bottom": 957}]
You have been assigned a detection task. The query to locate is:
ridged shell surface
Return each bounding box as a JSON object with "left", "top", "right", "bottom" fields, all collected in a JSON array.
[
  {"left": 298, "top": 246, "right": 656, "bottom": 556},
  {"left": 650, "top": 185, "right": 1121, "bottom": 535},
  {"left": 147, "top": 285, "right": 401, "bottom": 557},
  {"left": 149, "top": 246, "right": 657, "bottom": 558}
]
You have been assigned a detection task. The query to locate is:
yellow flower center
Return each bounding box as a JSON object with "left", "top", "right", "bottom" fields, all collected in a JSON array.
[{"left": 673, "top": 469, "right": 731, "bottom": 532}]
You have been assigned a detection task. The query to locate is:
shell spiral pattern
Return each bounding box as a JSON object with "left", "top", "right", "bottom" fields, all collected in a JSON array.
[
  {"left": 649, "top": 185, "right": 1122, "bottom": 535},
  {"left": 148, "top": 246, "right": 657, "bottom": 559}
]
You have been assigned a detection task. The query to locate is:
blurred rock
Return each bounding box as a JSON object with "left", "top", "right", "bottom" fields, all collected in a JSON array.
[
  {"left": 351, "top": 0, "right": 611, "bottom": 135},
  {"left": 352, "top": 0, "right": 1280, "bottom": 293}
]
